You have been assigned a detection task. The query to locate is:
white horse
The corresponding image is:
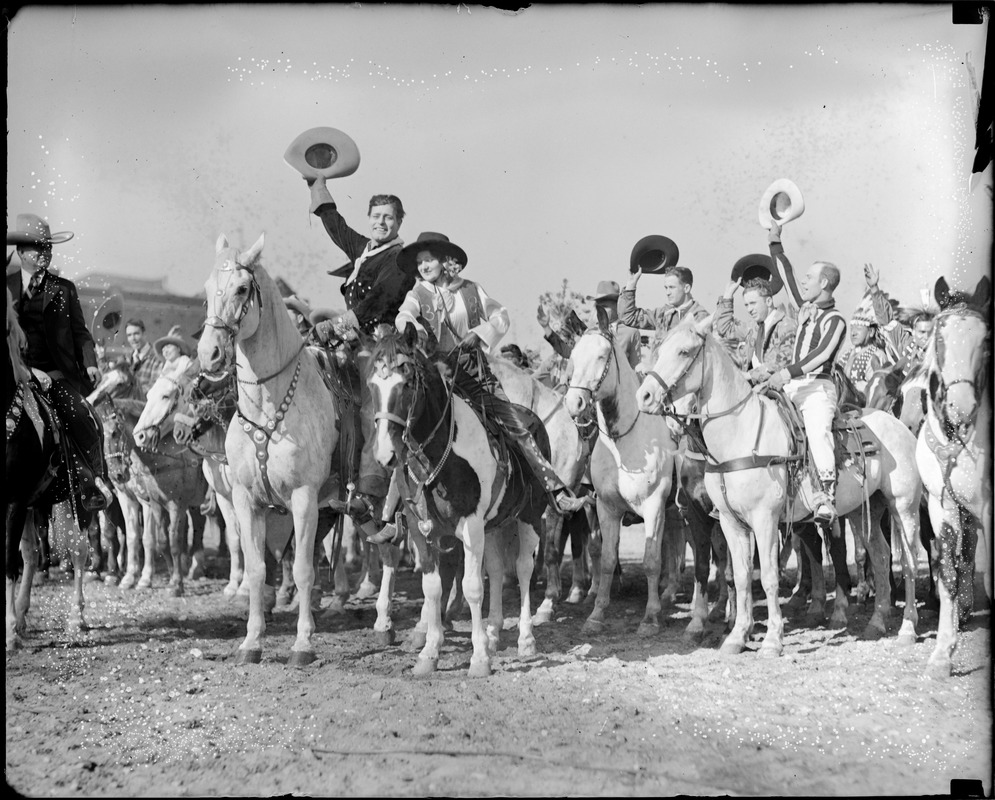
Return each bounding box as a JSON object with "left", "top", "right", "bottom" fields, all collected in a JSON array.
[
  {"left": 915, "top": 278, "right": 992, "bottom": 678},
  {"left": 197, "top": 233, "right": 338, "bottom": 666},
  {"left": 636, "top": 315, "right": 923, "bottom": 657},
  {"left": 563, "top": 310, "right": 700, "bottom": 639}
]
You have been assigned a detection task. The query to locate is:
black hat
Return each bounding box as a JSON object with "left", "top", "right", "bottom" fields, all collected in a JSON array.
[
  {"left": 396, "top": 232, "right": 468, "bottom": 278},
  {"left": 731, "top": 253, "right": 783, "bottom": 295},
  {"left": 630, "top": 235, "right": 679, "bottom": 275}
]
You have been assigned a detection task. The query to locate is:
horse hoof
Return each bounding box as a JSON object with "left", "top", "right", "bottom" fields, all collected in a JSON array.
[
  {"left": 758, "top": 645, "right": 783, "bottom": 659},
  {"left": 518, "top": 640, "right": 537, "bottom": 659},
  {"left": 137, "top": 579, "right": 152, "bottom": 591},
  {"left": 166, "top": 584, "right": 184, "bottom": 598},
  {"left": 234, "top": 649, "right": 262, "bottom": 665},
  {"left": 83, "top": 571, "right": 101, "bottom": 584},
  {"left": 103, "top": 574, "right": 119, "bottom": 586},
  {"left": 405, "top": 630, "right": 427, "bottom": 652},
  {"left": 860, "top": 624, "right": 886, "bottom": 641},
  {"left": 533, "top": 608, "right": 552, "bottom": 626},
  {"left": 354, "top": 581, "right": 378, "bottom": 601},
  {"left": 222, "top": 584, "right": 238, "bottom": 598},
  {"left": 682, "top": 627, "right": 706, "bottom": 645},
  {"left": 581, "top": 618, "right": 606, "bottom": 636},
  {"left": 804, "top": 612, "right": 827, "bottom": 628},
  {"left": 119, "top": 575, "right": 135, "bottom": 590},
  {"left": 925, "top": 659, "right": 952, "bottom": 680},
  {"left": 412, "top": 657, "right": 438, "bottom": 677},
  {"left": 287, "top": 650, "right": 316, "bottom": 668},
  {"left": 719, "top": 640, "right": 745, "bottom": 656},
  {"left": 565, "top": 586, "right": 585, "bottom": 605},
  {"left": 374, "top": 628, "right": 395, "bottom": 647},
  {"left": 896, "top": 633, "right": 916, "bottom": 648},
  {"left": 636, "top": 621, "right": 660, "bottom": 638},
  {"left": 468, "top": 660, "right": 492, "bottom": 678}
]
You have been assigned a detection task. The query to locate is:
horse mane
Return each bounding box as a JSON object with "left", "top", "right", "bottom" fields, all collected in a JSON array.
[{"left": 6, "top": 288, "right": 31, "bottom": 385}]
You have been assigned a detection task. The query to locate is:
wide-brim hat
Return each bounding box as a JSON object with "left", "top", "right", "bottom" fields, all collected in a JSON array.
[
  {"left": 92, "top": 294, "right": 124, "bottom": 339},
  {"left": 284, "top": 127, "right": 360, "bottom": 181},
  {"left": 758, "top": 179, "right": 805, "bottom": 230},
  {"left": 397, "top": 232, "right": 468, "bottom": 278},
  {"left": 6, "top": 213, "right": 75, "bottom": 246},
  {"left": 586, "top": 280, "right": 621, "bottom": 302},
  {"left": 154, "top": 325, "right": 191, "bottom": 357},
  {"left": 731, "top": 253, "right": 783, "bottom": 295},
  {"left": 630, "top": 235, "right": 679, "bottom": 275},
  {"left": 283, "top": 294, "right": 313, "bottom": 320}
]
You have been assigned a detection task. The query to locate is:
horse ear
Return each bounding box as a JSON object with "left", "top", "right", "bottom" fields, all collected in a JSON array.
[
  {"left": 934, "top": 276, "right": 951, "bottom": 309},
  {"left": 694, "top": 313, "right": 714, "bottom": 337},
  {"left": 971, "top": 275, "right": 991, "bottom": 310},
  {"left": 237, "top": 233, "right": 265, "bottom": 268},
  {"left": 596, "top": 304, "right": 610, "bottom": 334},
  {"left": 402, "top": 322, "right": 419, "bottom": 349},
  {"left": 215, "top": 234, "right": 229, "bottom": 254}
]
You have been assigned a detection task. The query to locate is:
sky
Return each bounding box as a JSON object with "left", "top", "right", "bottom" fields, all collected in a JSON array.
[{"left": 7, "top": 4, "right": 992, "bottom": 351}]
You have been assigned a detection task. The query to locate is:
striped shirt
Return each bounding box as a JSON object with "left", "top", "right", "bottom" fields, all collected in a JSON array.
[{"left": 770, "top": 241, "right": 847, "bottom": 380}]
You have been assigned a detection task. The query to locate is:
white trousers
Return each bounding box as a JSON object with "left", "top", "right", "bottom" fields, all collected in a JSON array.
[{"left": 784, "top": 377, "right": 838, "bottom": 480}]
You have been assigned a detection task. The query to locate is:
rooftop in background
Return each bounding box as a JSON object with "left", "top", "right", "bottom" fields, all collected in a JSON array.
[{"left": 75, "top": 271, "right": 204, "bottom": 298}]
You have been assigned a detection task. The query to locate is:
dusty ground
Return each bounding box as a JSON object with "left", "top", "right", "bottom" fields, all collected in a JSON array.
[{"left": 5, "top": 527, "right": 992, "bottom": 798}]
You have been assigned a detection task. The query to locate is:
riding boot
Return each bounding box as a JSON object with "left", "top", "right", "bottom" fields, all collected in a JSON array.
[
  {"left": 813, "top": 472, "right": 838, "bottom": 526},
  {"left": 511, "top": 429, "right": 587, "bottom": 514},
  {"left": 87, "top": 440, "right": 115, "bottom": 507}
]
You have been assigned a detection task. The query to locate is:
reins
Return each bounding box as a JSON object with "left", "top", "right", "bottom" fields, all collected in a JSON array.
[{"left": 567, "top": 329, "right": 641, "bottom": 442}]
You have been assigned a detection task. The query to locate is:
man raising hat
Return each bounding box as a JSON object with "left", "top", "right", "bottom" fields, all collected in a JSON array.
[
  {"left": 7, "top": 212, "right": 113, "bottom": 511},
  {"left": 619, "top": 265, "right": 709, "bottom": 353}
]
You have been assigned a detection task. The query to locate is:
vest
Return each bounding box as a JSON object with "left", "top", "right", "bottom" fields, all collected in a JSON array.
[
  {"left": 412, "top": 280, "right": 484, "bottom": 351},
  {"left": 20, "top": 290, "right": 56, "bottom": 371}
]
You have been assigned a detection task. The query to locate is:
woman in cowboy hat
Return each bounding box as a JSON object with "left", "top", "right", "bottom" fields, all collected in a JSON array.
[
  {"left": 153, "top": 325, "right": 194, "bottom": 381},
  {"left": 394, "top": 232, "right": 585, "bottom": 514},
  {"left": 6, "top": 212, "right": 112, "bottom": 511}
]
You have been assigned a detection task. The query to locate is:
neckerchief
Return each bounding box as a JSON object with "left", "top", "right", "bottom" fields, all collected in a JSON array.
[{"left": 344, "top": 237, "right": 404, "bottom": 286}]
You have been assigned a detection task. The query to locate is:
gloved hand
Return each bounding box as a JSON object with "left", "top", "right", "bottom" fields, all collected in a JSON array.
[
  {"left": 306, "top": 175, "right": 334, "bottom": 213},
  {"left": 768, "top": 220, "right": 782, "bottom": 244},
  {"left": 312, "top": 320, "right": 340, "bottom": 347}
]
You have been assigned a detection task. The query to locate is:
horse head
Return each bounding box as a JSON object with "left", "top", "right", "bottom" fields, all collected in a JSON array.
[
  {"left": 369, "top": 325, "right": 428, "bottom": 469},
  {"left": 198, "top": 232, "right": 266, "bottom": 376},
  {"left": 636, "top": 314, "right": 712, "bottom": 415},
  {"left": 101, "top": 403, "right": 134, "bottom": 485},
  {"left": 563, "top": 310, "right": 616, "bottom": 421},
  {"left": 133, "top": 356, "right": 199, "bottom": 450},
  {"left": 86, "top": 359, "right": 141, "bottom": 405},
  {"left": 927, "top": 302, "right": 991, "bottom": 438}
]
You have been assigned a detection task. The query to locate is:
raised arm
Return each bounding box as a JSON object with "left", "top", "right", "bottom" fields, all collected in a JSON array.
[
  {"left": 308, "top": 177, "right": 370, "bottom": 262},
  {"left": 714, "top": 280, "right": 752, "bottom": 341},
  {"left": 767, "top": 222, "right": 803, "bottom": 308},
  {"left": 617, "top": 268, "right": 663, "bottom": 330}
]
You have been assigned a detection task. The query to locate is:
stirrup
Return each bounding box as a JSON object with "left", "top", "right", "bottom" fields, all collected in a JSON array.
[
  {"left": 813, "top": 502, "right": 837, "bottom": 526},
  {"left": 364, "top": 521, "right": 401, "bottom": 546}
]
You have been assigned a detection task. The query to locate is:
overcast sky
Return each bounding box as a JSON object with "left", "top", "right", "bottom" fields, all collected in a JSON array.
[{"left": 7, "top": 4, "right": 991, "bottom": 350}]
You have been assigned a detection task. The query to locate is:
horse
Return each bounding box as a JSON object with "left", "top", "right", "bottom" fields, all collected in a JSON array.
[
  {"left": 368, "top": 328, "right": 546, "bottom": 677},
  {"left": 915, "top": 277, "right": 992, "bottom": 678},
  {"left": 197, "top": 233, "right": 340, "bottom": 667},
  {"left": 488, "top": 356, "right": 596, "bottom": 622},
  {"left": 6, "top": 289, "right": 93, "bottom": 651},
  {"left": 563, "top": 308, "right": 720, "bottom": 641},
  {"left": 636, "top": 314, "right": 925, "bottom": 656}
]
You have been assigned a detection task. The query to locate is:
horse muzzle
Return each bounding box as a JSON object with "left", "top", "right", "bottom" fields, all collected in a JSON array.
[{"left": 133, "top": 425, "right": 160, "bottom": 451}]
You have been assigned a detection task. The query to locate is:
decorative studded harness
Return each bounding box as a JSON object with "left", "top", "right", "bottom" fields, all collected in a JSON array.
[{"left": 567, "top": 328, "right": 641, "bottom": 442}]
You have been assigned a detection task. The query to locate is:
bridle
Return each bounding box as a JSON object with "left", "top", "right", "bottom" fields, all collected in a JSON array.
[
  {"left": 566, "top": 328, "right": 640, "bottom": 440},
  {"left": 928, "top": 304, "right": 991, "bottom": 440}
]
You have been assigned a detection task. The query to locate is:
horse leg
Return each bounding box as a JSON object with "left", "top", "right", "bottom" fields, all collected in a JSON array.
[
  {"left": 640, "top": 499, "right": 668, "bottom": 636},
  {"left": 567, "top": 509, "right": 590, "bottom": 604},
  {"left": 827, "top": 520, "right": 851, "bottom": 628},
  {"left": 276, "top": 546, "right": 296, "bottom": 609},
  {"left": 684, "top": 504, "right": 712, "bottom": 642},
  {"left": 926, "top": 493, "right": 961, "bottom": 679},
  {"left": 85, "top": 516, "right": 104, "bottom": 581},
  {"left": 891, "top": 492, "right": 922, "bottom": 647},
  {"left": 535, "top": 510, "right": 563, "bottom": 625},
  {"left": 118, "top": 491, "right": 142, "bottom": 589},
  {"left": 216, "top": 492, "right": 242, "bottom": 598},
  {"left": 515, "top": 523, "right": 540, "bottom": 658},
  {"left": 165, "top": 503, "right": 185, "bottom": 597},
  {"left": 956, "top": 508, "right": 980, "bottom": 624},
  {"left": 7, "top": 504, "right": 32, "bottom": 651},
  {"left": 920, "top": 502, "right": 940, "bottom": 610},
  {"left": 706, "top": 521, "right": 732, "bottom": 625},
  {"left": 441, "top": 545, "right": 465, "bottom": 629},
  {"left": 286, "top": 487, "right": 319, "bottom": 666},
  {"left": 34, "top": 518, "right": 51, "bottom": 584},
  {"left": 186, "top": 505, "right": 206, "bottom": 581},
  {"left": 856, "top": 495, "right": 892, "bottom": 639},
  {"left": 658, "top": 505, "right": 682, "bottom": 610},
  {"left": 412, "top": 566, "right": 445, "bottom": 676},
  {"left": 583, "top": 499, "right": 620, "bottom": 636},
  {"left": 457, "top": 516, "right": 490, "bottom": 678},
  {"left": 793, "top": 524, "right": 826, "bottom": 625},
  {"left": 373, "top": 542, "right": 400, "bottom": 645},
  {"left": 718, "top": 514, "right": 754, "bottom": 656},
  {"left": 355, "top": 540, "right": 381, "bottom": 600},
  {"left": 54, "top": 503, "right": 90, "bottom": 635},
  {"left": 137, "top": 502, "right": 161, "bottom": 590},
  {"left": 752, "top": 510, "right": 784, "bottom": 657},
  {"left": 232, "top": 487, "right": 266, "bottom": 664},
  {"left": 483, "top": 528, "right": 506, "bottom": 656}
]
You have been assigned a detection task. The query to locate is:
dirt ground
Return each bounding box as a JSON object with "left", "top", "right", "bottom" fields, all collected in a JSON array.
[{"left": 5, "top": 526, "right": 992, "bottom": 798}]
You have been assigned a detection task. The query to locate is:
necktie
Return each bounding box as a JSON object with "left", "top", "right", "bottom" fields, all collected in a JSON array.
[
  {"left": 754, "top": 321, "right": 766, "bottom": 364},
  {"left": 25, "top": 269, "right": 46, "bottom": 300}
]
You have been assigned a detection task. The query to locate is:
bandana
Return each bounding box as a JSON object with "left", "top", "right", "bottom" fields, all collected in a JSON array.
[{"left": 344, "top": 237, "right": 404, "bottom": 287}]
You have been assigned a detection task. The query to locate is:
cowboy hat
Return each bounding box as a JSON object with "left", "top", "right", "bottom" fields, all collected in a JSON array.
[
  {"left": 91, "top": 294, "right": 124, "bottom": 341},
  {"left": 284, "top": 127, "right": 360, "bottom": 181},
  {"left": 6, "top": 213, "right": 75, "bottom": 246},
  {"left": 630, "top": 235, "right": 679, "bottom": 275},
  {"left": 586, "top": 280, "right": 621, "bottom": 303},
  {"left": 396, "top": 232, "right": 468, "bottom": 278},
  {"left": 153, "top": 325, "right": 191, "bottom": 357},
  {"left": 731, "top": 253, "right": 784, "bottom": 295},
  {"left": 758, "top": 179, "right": 805, "bottom": 230},
  {"left": 283, "top": 294, "right": 313, "bottom": 320}
]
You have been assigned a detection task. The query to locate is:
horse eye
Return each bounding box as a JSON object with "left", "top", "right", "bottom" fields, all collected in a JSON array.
[{"left": 236, "top": 285, "right": 247, "bottom": 295}]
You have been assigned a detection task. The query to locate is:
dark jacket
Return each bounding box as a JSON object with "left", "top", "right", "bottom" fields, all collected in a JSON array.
[
  {"left": 313, "top": 202, "right": 415, "bottom": 333},
  {"left": 8, "top": 269, "right": 98, "bottom": 393}
]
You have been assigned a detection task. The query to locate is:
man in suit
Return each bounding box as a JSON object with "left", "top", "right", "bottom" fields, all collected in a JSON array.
[{"left": 7, "top": 213, "right": 112, "bottom": 511}]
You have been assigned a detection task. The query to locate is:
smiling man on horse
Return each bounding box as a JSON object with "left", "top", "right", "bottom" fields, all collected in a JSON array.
[
  {"left": 393, "top": 231, "right": 586, "bottom": 516},
  {"left": 6, "top": 213, "right": 113, "bottom": 512},
  {"left": 763, "top": 220, "right": 848, "bottom": 525},
  {"left": 304, "top": 173, "right": 416, "bottom": 542}
]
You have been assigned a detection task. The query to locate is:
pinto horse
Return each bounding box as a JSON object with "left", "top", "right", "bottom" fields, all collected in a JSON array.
[
  {"left": 6, "top": 289, "right": 92, "bottom": 651},
  {"left": 368, "top": 329, "right": 545, "bottom": 677},
  {"left": 915, "top": 277, "right": 992, "bottom": 678},
  {"left": 197, "top": 233, "right": 339, "bottom": 667},
  {"left": 563, "top": 308, "right": 719, "bottom": 641},
  {"left": 636, "top": 315, "right": 924, "bottom": 657}
]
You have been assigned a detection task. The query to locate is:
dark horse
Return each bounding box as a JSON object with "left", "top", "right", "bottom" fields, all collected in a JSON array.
[
  {"left": 6, "top": 289, "right": 94, "bottom": 651},
  {"left": 368, "top": 327, "right": 549, "bottom": 677}
]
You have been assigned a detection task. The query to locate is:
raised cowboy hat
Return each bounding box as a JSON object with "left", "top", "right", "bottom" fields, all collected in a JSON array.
[
  {"left": 284, "top": 127, "right": 361, "bottom": 181},
  {"left": 758, "top": 179, "right": 805, "bottom": 230},
  {"left": 396, "top": 232, "right": 468, "bottom": 278},
  {"left": 586, "top": 280, "right": 621, "bottom": 302},
  {"left": 154, "top": 325, "right": 191, "bottom": 358},
  {"left": 630, "top": 235, "right": 679, "bottom": 275},
  {"left": 731, "top": 253, "right": 784, "bottom": 295},
  {"left": 6, "top": 213, "right": 75, "bottom": 246}
]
